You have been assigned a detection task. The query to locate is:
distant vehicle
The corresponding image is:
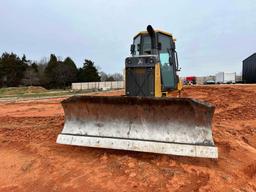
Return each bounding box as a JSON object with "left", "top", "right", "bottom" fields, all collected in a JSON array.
[
  {"left": 185, "top": 76, "right": 196, "bottom": 85},
  {"left": 215, "top": 72, "right": 236, "bottom": 84},
  {"left": 204, "top": 80, "right": 215, "bottom": 85}
]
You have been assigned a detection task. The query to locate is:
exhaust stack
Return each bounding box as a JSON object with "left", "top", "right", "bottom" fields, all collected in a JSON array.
[{"left": 147, "top": 25, "right": 157, "bottom": 54}]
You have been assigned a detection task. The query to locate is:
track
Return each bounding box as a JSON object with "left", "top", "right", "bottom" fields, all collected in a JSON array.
[{"left": 0, "top": 86, "right": 255, "bottom": 192}]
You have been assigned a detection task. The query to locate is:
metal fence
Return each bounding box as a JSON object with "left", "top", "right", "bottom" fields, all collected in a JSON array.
[{"left": 72, "top": 81, "right": 125, "bottom": 90}]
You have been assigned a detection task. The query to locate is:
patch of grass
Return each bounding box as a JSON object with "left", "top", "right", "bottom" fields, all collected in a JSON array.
[
  {"left": 0, "top": 86, "right": 98, "bottom": 99},
  {"left": 0, "top": 86, "right": 47, "bottom": 96},
  {"left": 0, "top": 86, "right": 71, "bottom": 98}
]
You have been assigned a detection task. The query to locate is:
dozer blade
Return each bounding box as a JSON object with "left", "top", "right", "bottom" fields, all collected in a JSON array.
[{"left": 57, "top": 96, "right": 218, "bottom": 158}]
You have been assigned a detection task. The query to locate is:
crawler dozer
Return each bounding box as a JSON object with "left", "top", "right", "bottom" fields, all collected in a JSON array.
[{"left": 57, "top": 25, "right": 218, "bottom": 158}]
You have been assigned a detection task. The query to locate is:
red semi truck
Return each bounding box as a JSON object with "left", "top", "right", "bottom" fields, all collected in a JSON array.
[{"left": 185, "top": 76, "right": 196, "bottom": 85}]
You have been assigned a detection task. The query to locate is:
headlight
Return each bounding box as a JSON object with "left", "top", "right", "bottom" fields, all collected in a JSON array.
[
  {"left": 149, "top": 58, "right": 154, "bottom": 64},
  {"left": 126, "top": 59, "right": 132, "bottom": 64}
]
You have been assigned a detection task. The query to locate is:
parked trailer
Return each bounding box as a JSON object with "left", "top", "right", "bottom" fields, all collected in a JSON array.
[
  {"left": 243, "top": 53, "right": 256, "bottom": 83},
  {"left": 215, "top": 72, "right": 236, "bottom": 84}
]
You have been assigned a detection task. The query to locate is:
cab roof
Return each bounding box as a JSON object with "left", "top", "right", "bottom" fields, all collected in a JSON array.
[{"left": 134, "top": 30, "right": 173, "bottom": 39}]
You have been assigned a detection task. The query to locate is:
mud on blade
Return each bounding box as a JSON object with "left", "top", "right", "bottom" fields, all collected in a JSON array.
[{"left": 57, "top": 96, "right": 218, "bottom": 158}]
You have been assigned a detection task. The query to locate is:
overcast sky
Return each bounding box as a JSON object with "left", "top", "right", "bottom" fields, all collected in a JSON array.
[{"left": 0, "top": 0, "right": 255, "bottom": 76}]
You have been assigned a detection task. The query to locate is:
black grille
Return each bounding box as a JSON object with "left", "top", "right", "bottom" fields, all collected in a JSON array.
[{"left": 126, "top": 67, "right": 155, "bottom": 97}]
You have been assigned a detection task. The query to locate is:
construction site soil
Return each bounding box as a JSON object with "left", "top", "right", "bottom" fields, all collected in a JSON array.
[{"left": 0, "top": 85, "right": 255, "bottom": 192}]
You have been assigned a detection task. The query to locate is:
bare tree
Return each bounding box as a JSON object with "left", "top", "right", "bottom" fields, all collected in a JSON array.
[
  {"left": 36, "top": 58, "right": 48, "bottom": 86},
  {"left": 22, "top": 67, "right": 40, "bottom": 86},
  {"left": 111, "top": 73, "right": 123, "bottom": 81},
  {"left": 100, "top": 71, "right": 108, "bottom": 81}
]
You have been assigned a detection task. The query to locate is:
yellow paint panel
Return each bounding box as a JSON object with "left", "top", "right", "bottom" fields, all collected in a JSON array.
[
  {"left": 177, "top": 79, "right": 183, "bottom": 91},
  {"left": 154, "top": 63, "right": 162, "bottom": 97}
]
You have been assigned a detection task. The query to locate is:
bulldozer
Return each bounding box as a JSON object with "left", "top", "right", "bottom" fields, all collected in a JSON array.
[{"left": 57, "top": 25, "right": 218, "bottom": 158}]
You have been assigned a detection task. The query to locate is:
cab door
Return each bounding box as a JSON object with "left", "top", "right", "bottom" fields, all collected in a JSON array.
[{"left": 158, "top": 33, "right": 178, "bottom": 91}]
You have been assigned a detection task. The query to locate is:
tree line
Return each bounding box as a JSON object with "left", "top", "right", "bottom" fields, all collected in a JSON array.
[{"left": 0, "top": 52, "right": 123, "bottom": 88}]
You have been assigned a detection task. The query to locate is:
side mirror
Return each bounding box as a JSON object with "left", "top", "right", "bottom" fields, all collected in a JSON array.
[
  {"left": 169, "top": 57, "right": 173, "bottom": 65},
  {"left": 158, "top": 42, "right": 162, "bottom": 50},
  {"left": 169, "top": 53, "right": 174, "bottom": 66},
  {"left": 130, "top": 44, "right": 135, "bottom": 54}
]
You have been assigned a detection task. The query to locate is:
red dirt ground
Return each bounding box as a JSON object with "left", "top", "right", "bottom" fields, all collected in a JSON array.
[{"left": 0, "top": 85, "right": 255, "bottom": 192}]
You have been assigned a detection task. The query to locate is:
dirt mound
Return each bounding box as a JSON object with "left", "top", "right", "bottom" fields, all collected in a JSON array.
[
  {"left": 0, "top": 86, "right": 47, "bottom": 96},
  {"left": 26, "top": 86, "right": 48, "bottom": 93},
  {"left": 0, "top": 85, "right": 255, "bottom": 191}
]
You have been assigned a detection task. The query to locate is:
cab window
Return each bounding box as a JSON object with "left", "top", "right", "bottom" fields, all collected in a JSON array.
[
  {"left": 142, "top": 35, "right": 152, "bottom": 55},
  {"left": 133, "top": 35, "right": 141, "bottom": 55},
  {"left": 158, "top": 33, "right": 172, "bottom": 53},
  {"left": 158, "top": 34, "right": 175, "bottom": 90}
]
